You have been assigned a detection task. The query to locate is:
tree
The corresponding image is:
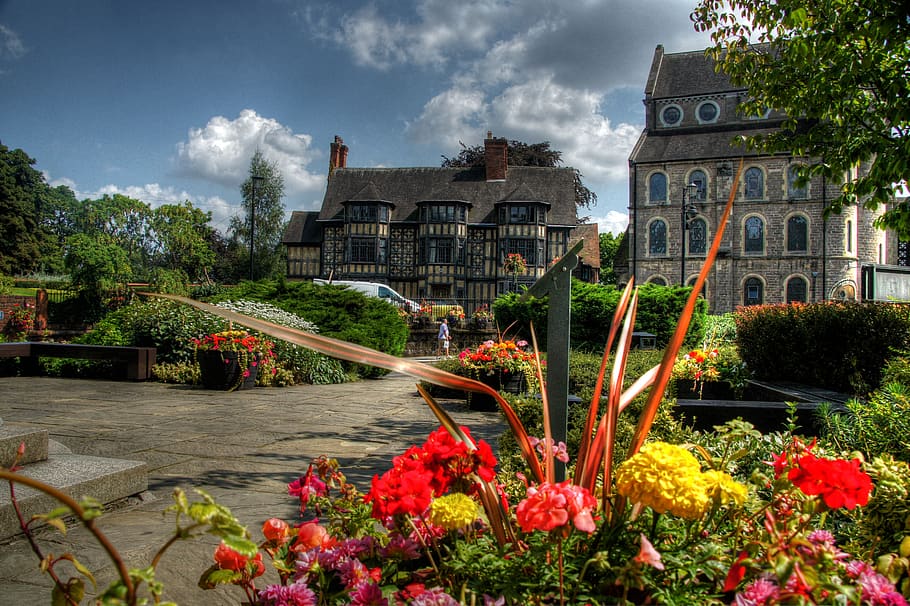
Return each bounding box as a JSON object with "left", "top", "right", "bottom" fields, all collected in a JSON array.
[
  {"left": 0, "top": 142, "right": 55, "bottom": 275},
  {"left": 441, "top": 140, "right": 597, "bottom": 209},
  {"left": 692, "top": 0, "right": 910, "bottom": 236},
  {"left": 73, "top": 194, "right": 153, "bottom": 273},
  {"left": 599, "top": 231, "right": 623, "bottom": 285},
  {"left": 230, "top": 150, "right": 286, "bottom": 281},
  {"left": 149, "top": 201, "right": 216, "bottom": 282}
]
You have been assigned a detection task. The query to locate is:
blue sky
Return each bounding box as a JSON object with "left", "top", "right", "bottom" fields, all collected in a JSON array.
[{"left": 0, "top": 0, "right": 712, "bottom": 236}]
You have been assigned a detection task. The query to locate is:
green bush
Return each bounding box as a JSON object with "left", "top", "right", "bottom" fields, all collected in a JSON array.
[
  {"left": 217, "top": 280, "right": 409, "bottom": 379},
  {"left": 492, "top": 280, "right": 706, "bottom": 352},
  {"left": 816, "top": 383, "right": 910, "bottom": 463},
  {"left": 735, "top": 302, "right": 910, "bottom": 394}
]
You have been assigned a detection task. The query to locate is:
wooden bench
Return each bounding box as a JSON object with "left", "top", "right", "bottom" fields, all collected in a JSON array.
[{"left": 0, "top": 343, "right": 156, "bottom": 381}]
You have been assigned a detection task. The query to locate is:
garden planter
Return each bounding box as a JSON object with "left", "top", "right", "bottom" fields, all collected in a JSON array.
[
  {"left": 468, "top": 370, "right": 526, "bottom": 410},
  {"left": 197, "top": 350, "right": 259, "bottom": 391},
  {"left": 674, "top": 379, "right": 735, "bottom": 400}
]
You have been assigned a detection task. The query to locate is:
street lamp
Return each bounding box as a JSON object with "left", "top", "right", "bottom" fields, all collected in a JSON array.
[
  {"left": 680, "top": 182, "right": 699, "bottom": 286},
  {"left": 249, "top": 174, "right": 264, "bottom": 281}
]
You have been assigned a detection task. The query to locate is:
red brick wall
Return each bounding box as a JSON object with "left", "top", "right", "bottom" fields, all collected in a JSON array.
[{"left": 0, "top": 294, "right": 35, "bottom": 335}]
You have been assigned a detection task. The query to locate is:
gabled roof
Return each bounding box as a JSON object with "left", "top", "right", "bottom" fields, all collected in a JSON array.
[
  {"left": 645, "top": 45, "right": 740, "bottom": 99},
  {"left": 319, "top": 166, "right": 577, "bottom": 226},
  {"left": 282, "top": 211, "right": 321, "bottom": 245},
  {"left": 569, "top": 223, "right": 600, "bottom": 269}
]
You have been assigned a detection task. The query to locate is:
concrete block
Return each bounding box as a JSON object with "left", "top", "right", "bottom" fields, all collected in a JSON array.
[{"left": 0, "top": 425, "right": 48, "bottom": 467}]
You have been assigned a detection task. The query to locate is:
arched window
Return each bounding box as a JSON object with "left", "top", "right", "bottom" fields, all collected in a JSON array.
[
  {"left": 786, "top": 276, "right": 808, "bottom": 303},
  {"left": 648, "top": 276, "right": 668, "bottom": 286},
  {"left": 648, "top": 172, "right": 667, "bottom": 203},
  {"left": 648, "top": 220, "right": 667, "bottom": 255},
  {"left": 744, "top": 167, "right": 764, "bottom": 199},
  {"left": 689, "top": 170, "right": 708, "bottom": 201},
  {"left": 744, "top": 277, "right": 763, "bottom": 306},
  {"left": 688, "top": 218, "right": 707, "bottom": 254},
  {"left": 786, "top": 215, "right": 808, "bottom": 252},
  {"left": 788, "top": 165, "right": 808, "bottom": 199},
  {"left": 744, "top": 216, "right": 764, "bottom": 254}
]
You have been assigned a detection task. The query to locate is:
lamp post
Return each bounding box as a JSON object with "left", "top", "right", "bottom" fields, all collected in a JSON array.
[
  {"left": 249, "top": 174, "right": 264, "bottom": 281},
  {"left": 680, "top": 182, "right": 699, "bottom": 286}
]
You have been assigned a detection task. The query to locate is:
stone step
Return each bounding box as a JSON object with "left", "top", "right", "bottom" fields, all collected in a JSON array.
[
  {"left": 0, "top": 425, "right": 49, "bottom": 467},
  {"left": 0, "top": 453, "right": 147, "bottom": 541}
]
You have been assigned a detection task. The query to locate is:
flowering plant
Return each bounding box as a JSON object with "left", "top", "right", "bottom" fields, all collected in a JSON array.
[
  {"left": 471, "top": 304, "right": 492, "bottom": 321},
  {"left": 191, "top": 329, "right": 277, "bottom": 390},
  {"left": 4, "top": 302, "right": 35, "bottom": 341},
  {"left": 502, "top": 252, "right": 527, "bottom": 275},
  {"left": 673, "top": 344, "right": 749, "bottom": 398}
]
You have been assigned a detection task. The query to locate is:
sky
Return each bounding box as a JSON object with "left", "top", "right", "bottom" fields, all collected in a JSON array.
[{"left": 0, "top": 0, "right": 714, "bottom": 237}]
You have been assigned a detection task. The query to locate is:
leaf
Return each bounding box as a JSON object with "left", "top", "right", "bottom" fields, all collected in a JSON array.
[
  {"left": 57, "top": 553, "right": 98, "bottom": 589},
  {"left": 222, "top": 534, "right": 258, "bottom": 558}
]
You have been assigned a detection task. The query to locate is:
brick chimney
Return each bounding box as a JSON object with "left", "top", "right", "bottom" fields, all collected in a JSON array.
[
  {"left": 329, "top": 135, "right": 348, "bottom": 175},
  {"left": 484, "top": 131, "right": 508, "bottom": 182}
]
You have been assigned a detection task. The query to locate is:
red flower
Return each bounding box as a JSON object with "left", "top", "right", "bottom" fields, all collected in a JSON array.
[
  {"left": 292, "top": 521, "right": 334, "bottom": 551},
  {"left": 213, "top": 542, "right": 263, "bottom": 577},
  {"left": 723, "top": 551, "right": 749, "bottom": 592},
  {"left": 787, "top": 454, "right": 872, "bottom": 510},
  {"left": 262, "top": 517, "right": 290, "bottom": 544},
  {"left": 515, "top": 481, "right": 597, "bottom": 534}
]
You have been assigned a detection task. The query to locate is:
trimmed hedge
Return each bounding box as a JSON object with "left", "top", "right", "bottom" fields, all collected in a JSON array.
[
  {"left": 491, "top": 280, "right": 707, "bottom": 351},
  {"left": 734, "top": 302, "right": 910, "bottom": 394}
]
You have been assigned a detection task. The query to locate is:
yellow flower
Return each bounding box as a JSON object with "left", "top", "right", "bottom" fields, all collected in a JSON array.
[
  {"left": 615, "top": 442, "right": 709, "bottom": 520},
  {"left": 702, "top": 470, "right": 748, "bottom": 507},
  {"left": 429, "top": 493, "right": 479, "bottom": 530}
]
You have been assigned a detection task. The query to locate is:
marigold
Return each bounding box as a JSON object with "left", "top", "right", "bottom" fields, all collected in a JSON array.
[
  {"left": 614, "top": 442, "right": 709, "bottom": 520},
  {"left": 702, "top": 470, "right": 748, "bottom": 507},
  {"left": 429, "top": 493, "right": 479, "bottom": 530}
]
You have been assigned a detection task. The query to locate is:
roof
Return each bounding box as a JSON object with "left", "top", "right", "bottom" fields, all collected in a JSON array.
[
  {"left": 645, "top": 46, "right": 740, "bottom": 99},
  {"left": 318, "top": 166, "right": 578, "bottom": 226},
  {"left": 282, "top": 211, "right": 322, "bottom": 245},
  {"left": 630, "top": 127, "right": 780, "bottom": 164},
  {"left": 569, "top": 223, "right": 601, "bottom": 268}
]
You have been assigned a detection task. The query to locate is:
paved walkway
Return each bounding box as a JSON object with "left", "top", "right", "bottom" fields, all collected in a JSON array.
[{"left": 0, "top": 372, "right": 506, "bottom": 605}]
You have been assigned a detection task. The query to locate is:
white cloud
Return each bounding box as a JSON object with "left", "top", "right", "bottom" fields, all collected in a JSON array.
[
  {"left": 586, "top": 209, "right": 629, "bottom": 237},
  {"left": 0, "top": 24, "right": 27, "bottom": 62},
  {"left": 174, "top": 109, "right": 325, "bottom": 197},
  {"left": 405, "top": 84, "right": 487, "bottom": 147}
]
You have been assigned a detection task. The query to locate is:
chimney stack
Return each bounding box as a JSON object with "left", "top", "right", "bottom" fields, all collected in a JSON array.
[
  {"left": 484, "top": 131, "right": 508, "bottom": 182},
  {"left": 329, "top": 135, "right": 348, "bottom": 175}
]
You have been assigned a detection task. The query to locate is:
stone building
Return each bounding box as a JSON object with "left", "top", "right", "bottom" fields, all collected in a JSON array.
[
  {"left": 282, "top": 134, "right": 596, "bottom": 307},
  {"left": 624, "top": 45, "right": 892, "bottom": 313}
]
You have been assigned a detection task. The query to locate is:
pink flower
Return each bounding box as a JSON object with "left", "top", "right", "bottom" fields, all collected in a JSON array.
[
  {"left": 258, "top": 582, "right": 317, "bottom": 606},
  {"left": 515, "top": 481, "right": 596, "bottom": 534},
  {"left": 634, "top": 533, "right": 664, "bottom": 570}
]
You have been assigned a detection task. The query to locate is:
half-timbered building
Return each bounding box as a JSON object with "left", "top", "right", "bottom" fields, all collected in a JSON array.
[{"left": 283, "top": 134, "right": 591, "bottom": 306}]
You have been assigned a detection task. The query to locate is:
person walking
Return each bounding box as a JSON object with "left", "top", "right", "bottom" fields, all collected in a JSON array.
[{"left": 436, "top": 318, "right": 450, "bottom": 358}]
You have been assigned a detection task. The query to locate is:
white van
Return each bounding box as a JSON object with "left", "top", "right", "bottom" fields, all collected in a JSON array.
[{"left": 313, "top": 279, "right": 421, "bottom": 313}]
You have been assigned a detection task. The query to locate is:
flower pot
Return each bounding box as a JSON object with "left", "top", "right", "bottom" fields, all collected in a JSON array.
[
  {"left": 198, "top": 350, "right": 259, "bottom": 391},
  {"left": 468, "top": 370, "right": 526, "bottom": 410},
  {"left": 674, "top": 379, "right": 734, "bottom": 400}
]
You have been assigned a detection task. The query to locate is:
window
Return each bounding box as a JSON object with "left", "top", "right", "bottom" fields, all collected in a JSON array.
[
  {"left": 688, "top": 218, "right": 707, "bottom": 254},
  {"left": 786, "top": 216, "right": 808, "bottom": 252},
  {"left": 348, "top": 203, "right": 387, "bottom": 223},
  {"left": 648, "top": 276, "right": 668, "bottom": 286},
  {"left": 660, "top": 104, "right": 682, "bottom": 126},
  {"left": 648, "top": 172, "right": 667, "bottom": 203},
  {"left": 846, "top": 220, "right": 854, "bottom": 253},
  {"left": 648, "top": 220, "right": 667, "bottom": 255},
  {"left": 744, "top": 216, "right": 764, "bottom": 254},
  {"left": 422, "top": 204, "right": 467, "bottom": 223},
  {"left": 744, "top": 167, "right": 764, "bottom": 199},
  {"left": 786, "top": 277, "right": 808, "bottom": 303},
  {"left": 507, "top": 239, "right": 539, "bottom": 265},
  {"left": 788, "top": 165, "right": 808, "bottom": 199},
  {"left": 426, "top": 237, "right": 454, "bottom": 264},
  {"left": 744, "top": 277, "right": 763, "bottom": 306},
  {"left": 689, "top": 170, "right": 708, "bottom": 201},
  {"left": 500, "top": 204, "right": 541, "bottom": 224},
  {"left": 349, "top": 237, "right": 375, "bottom": 262},
  {"left": 697, "top": 101, "right": 719, "bottom": 123}
]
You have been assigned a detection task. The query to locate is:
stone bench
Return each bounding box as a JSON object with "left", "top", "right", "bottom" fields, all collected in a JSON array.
[{"left": 0, "top": 342, "right": 156, "bottom": 381}]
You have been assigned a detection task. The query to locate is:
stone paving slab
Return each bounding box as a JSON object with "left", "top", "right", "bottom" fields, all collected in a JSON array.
[{"left": 0, "top": 373, "right": 506, "bottom": 604}]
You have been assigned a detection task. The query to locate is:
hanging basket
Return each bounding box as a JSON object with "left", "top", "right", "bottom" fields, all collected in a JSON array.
[{"left": 197, "top": 350, "right": 259, "bottom": 391}]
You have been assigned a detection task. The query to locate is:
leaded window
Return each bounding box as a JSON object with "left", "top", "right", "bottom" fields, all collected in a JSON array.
[
  {"left": 788, "top": 165, "right": 808, "bottom": 199},
  {"left": 648, "top": 220, "right": 667, "bottom": 255},
  {"left": 787, "top": 216, "right": 808, "bottom": 252},
  {"left": 786, "top": 277, "right": 808, "bottom": 303},
  {"left": 744, "top": 277, "right": 763, "bottom": 306},
  {"left": 426, "top": 237, "right": 454, "bottom": 264},
  {"left": 688, "top": 218, "right": 707, "bottom": 254},
  {"left": 349, "top": 237, "right": 376, "bottom": 263},
  {"left": 744, "top": 167, "right": 764, "bottom": 199},
  {"left": 507, "top": 239, "right": 539, "bottom": 265},
  {"left": 649, "top": 172, "right": 667, "bottom": 203},
  {"left": 744, "top": 216, "right": 764, "bottom": 254},
  {"left": 348, "top": 203, "right": 388, "bottom": 223},
  {"left": 689, "top": 170, "right": 707, "bottom": 201}
]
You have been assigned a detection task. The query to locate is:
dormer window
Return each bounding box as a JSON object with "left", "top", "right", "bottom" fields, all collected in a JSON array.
[
  {"left": 347, "top": 203, "right": 388, "bottom": 223},
  {"left": 420, "top": 203, "right": 467, "bottom": 223},
  {"left": 499, "top": 203, "right": 546, "bottom": 225}
]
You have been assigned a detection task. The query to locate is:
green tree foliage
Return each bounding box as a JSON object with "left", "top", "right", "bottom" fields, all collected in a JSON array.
[
  {"left": 64, "top": 233, "right": 132, "bottom": 293},
  {"left": 440, "top": 139, "right": 597, "bottom": 209},
  {"left": 734, "top": 301, "right": 910, "bottom": 394},
  {"left": 0, "top": 142, "right": 55, "bottom": 274},
  {"left": 692, "top": 0, "right": 910, "bottom": 236},
  {"left": 149, "top": 201, "right": 216, "bottom": 281},
  {"left": 492, "top": 280, "right": 707, "bottom": 351},
  {"left": 72, "top": 194, "right": 153, "bottom": 272},
  {"left": 36, "top": 184, "right": 80, "bottom": 273},
  {"left": 598, "top": 231, "right": 623, "bottom": 285},
  {"left": 230, "top": 151, "right": 286, "bottom": 280}
]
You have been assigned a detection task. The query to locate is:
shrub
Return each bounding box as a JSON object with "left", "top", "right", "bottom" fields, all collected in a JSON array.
[
  {"left": 492, "top": 280, "right": 707, "bottom": 351},
  {"left": 735, "top": 302, "right": 910, "bottom": 394},
  {"left": 817, "top": 383, "right": 910, "bottom": 463}
]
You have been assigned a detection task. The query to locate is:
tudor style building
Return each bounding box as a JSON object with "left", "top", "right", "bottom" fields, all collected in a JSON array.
[
  {"left": 625, "top": 45, "right": 894, "bottom": 313},
  {"left": 282, "top": 134, "right": 598, "bottom": 305}
]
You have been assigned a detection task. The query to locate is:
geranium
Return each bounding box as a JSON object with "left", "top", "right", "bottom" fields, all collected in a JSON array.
[
  {"left": 502, "top": 252, "right": 527, "bottom": 275},
  {"left": 4, "top": 302, "right": 34, "bottom": 340},
  {"left": 192, "top": 328, "right": 278, "bottom": 390},
  {"left": 458, "top": 338, "right": 540, "bottom": 393},
  {"left": 515, "top": 480, "right": 596, "bottom": 534},
  {"left": 787, "top": 453, "right": 873, "bottom": 510}
]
